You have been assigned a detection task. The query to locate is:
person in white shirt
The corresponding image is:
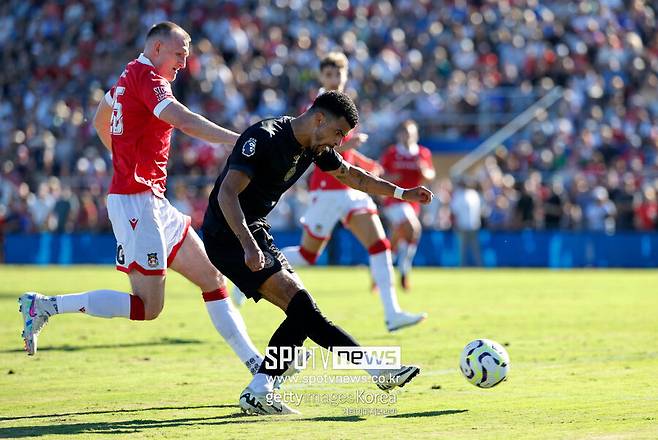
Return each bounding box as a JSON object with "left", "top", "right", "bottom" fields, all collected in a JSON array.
[{"left": 450, "top": 179, "right": 483, "bottom": 266}]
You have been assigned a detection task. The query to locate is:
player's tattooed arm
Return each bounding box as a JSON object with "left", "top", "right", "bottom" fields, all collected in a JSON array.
[
  {"left": 332, "top": 161, "right": 389, "bottom": 196},
  {"left": 330, "top": 161, "right": 434, "bottom": 205},
  {"left": 218, "top": 170, "right": 266, "bottom": 271}
]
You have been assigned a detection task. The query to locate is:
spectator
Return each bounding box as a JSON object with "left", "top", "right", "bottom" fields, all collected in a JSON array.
[
  {"left": 51, "top": 184, "right": 79, "bottom": 233},
  {"left": 515, "top": 183, "right": 534, "bottom": 229},
  {"left": 450, "top": 179, "right": 482, "bottom": 267},
  {"left": 27, "top": 182, "right": 54, "bottom": 232},
  {"left": 0, "top": 0, "right": 657, "bottom": 234},
  {"left": 634, "top": 185, "right": 658, "bottom": 231},
  {"left": 609, "top": 173, "right": 637, "bottom": 231},
  {"left": 585, "top": 187, "right": 617, "bottom": 233},
  {"left": 544, "top": 181, "right": 566, "bottom": 230}
]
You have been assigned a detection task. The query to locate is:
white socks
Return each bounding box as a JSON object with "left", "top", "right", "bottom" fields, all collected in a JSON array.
[
  {"left": 397, "top": 241, "right": 417, "bottom": 276},
  {"left": 369, "top": 250, "right": 401, "bottom": 320},
  {"left": 204, "top": 297, "right": 263, "bottom": 375},
  {"left": 249, "top": 372, "right": 274, "bottom": 394},
  {"left": 281, "top": 246, "right": 310, "bottom": 267},
  {"left": 55, "top": 290, "right": 131, "bottom": 318}
]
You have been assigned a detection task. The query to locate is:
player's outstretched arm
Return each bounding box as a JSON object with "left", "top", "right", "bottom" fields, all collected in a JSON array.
[
  {"left": 93, "top": 97, "right": 113, "bottom": 152},
  {"left": 217, "top": 169, "right": 265, "bottom": 272},
  {"left": 159, "top": 100, "right": 240, "bottom": 146},
  {"left": 329, "top": 161, "right": 433, "bottom": 205}
]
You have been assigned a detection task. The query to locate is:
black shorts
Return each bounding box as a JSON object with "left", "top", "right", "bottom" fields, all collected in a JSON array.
[{"left": 202, "top": 224, "right": 293, "bottom": 302}]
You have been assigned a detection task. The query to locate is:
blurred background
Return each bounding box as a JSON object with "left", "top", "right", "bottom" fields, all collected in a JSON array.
[{"left": 1, "top": 0, "right": 658, "bottom": 267}]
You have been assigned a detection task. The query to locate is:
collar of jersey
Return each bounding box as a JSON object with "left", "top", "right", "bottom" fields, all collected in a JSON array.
[
  {"left": 396, "top": 143, "right": 419, "bottom": 156},
  {"left": 137, "top": 53, "right": 155, "bottom": 67}
]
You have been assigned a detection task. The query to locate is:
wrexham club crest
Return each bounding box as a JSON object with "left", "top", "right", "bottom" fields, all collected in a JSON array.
[
  {"left": 284, "top": 154, "right": 301, "bottom": 181},
  {"left": 147, "top": 252, "right": 159, "bottom": 268}
]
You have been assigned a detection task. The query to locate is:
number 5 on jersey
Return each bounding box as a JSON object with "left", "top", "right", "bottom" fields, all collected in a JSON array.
[{"left": 110, "top": 86, "right": 126, "bottom": 135}]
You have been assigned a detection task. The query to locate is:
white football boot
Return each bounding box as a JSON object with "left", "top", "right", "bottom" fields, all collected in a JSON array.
[
  {"left": 375, "top": 365, "right": 421, "bottom": 392},
  {"left": 238, "top": 387, "right": 300, "bottom": 415},
  {"left": 386, "top": 311, "right": 427, "bottom": 332},
  {"left": 18, "top": 292, "right": 58, "bottom": 355}
]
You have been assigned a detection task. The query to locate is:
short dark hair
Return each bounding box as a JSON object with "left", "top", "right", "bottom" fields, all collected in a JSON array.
[
  {"left": 310, "top": 90, "right": 358, "bottom": 129},
  {"left": 146, "top": 21, "right": 190, "bottom": 43}
]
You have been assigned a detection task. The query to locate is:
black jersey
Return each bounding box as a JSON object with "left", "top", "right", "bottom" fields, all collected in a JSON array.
[{"left": 203, "top": 116, "right": 343, "bottom": 235}]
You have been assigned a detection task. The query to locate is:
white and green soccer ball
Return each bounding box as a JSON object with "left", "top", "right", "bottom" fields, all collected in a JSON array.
[{"left": 460, "top": 339, "right": 510, "bottom": 388}]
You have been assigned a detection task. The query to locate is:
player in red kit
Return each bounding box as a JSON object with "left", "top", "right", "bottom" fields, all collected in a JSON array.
[
  {"left": 380, "top": 120, "right": 436, "bottom": 290},
  {"left": 232, "top": 52, "right": 426, "bottom": 332},
  {"left": 18, "top": 22, "right": 264, "bottom": 376}
]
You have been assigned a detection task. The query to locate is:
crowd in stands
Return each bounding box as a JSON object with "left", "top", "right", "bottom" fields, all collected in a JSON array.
[{"left": 1, "top": 0, "right": 658, "bottom": 236}]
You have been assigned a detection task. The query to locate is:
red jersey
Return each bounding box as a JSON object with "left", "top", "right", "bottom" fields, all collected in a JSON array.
[
  {"left": 106, "top": 54, "right": 176, "bottom": 198},
  {"left": 380, "top": 144, "right": 434, "bottom": 211}
]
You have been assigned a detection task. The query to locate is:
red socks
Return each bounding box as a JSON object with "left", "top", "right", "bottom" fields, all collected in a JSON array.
[
  {"left": 202, "top": 287, "right": 229, "bottom": 302},
  {"left": 129, "top": 295, "right": 145, "bottom": 321}
]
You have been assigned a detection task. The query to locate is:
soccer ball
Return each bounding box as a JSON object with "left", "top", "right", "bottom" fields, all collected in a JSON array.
[{"left": 459, "top": 339, "right": 510, "bottom": 388}]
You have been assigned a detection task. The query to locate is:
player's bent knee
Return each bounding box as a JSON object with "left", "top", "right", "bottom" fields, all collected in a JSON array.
[
  {"left": 200, "top": 269, "right": 225, "bottom": 292},
  {"left": 260, "top": 270, "right": 306, "bottom": 310},
  {"left": 143, "top": 302, "right": 164, "bottom": 320}
]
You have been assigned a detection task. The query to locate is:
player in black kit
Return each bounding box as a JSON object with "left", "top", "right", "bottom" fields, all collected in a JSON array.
[{"left": 202, "top": 91, "right": 433, "bottom": 415}]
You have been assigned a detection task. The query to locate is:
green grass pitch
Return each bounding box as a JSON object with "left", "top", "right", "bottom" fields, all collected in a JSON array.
[{"left": 1, "top": 266, "right": 657, "bottom": 439}]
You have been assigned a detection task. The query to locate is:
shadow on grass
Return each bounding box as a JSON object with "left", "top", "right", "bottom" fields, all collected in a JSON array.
[
  {"left": 386, "top": 409, "right": 468, "bottom": 419},
  {"left": 0, "top": 292, "right": 26, "bottom": 299},
  {"left": 305, "top": 415, "right": 364, "bottom": 422},
  {"left": 0, "top": 337, "right": 202, "bottom": 354},
  {"left": 0, "top": 413, "right": 364, "bottom": 437},
  {"left": 0, "top": 404, "right": 237, "bottom": 422}
]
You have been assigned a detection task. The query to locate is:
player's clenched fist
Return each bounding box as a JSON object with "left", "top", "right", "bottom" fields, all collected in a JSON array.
[
  {"left": 244, "top": 243, "right": 265, "bottom": 272},
  {"left": 403, "top": 186, "right": 434, "bottom": 205}
]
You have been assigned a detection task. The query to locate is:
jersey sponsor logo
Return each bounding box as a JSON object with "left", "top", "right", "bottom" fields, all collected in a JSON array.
[
  {"left": 260, "top": 119, "right": 282, "bottom": 137},
  {"left": 116, "top": 244, "right": 125, "bottom": 265},
  {"left": 129, "top": 218, "right": 138, "bottom": 230},
  {"left": 242, "top": 137, "right": 257, "bottom": 157},
  {"left": 147, "top": 252, "right": 159, "bottom": 268},
  {"left": 392, "top": 160, "right": 423, "bottom": 170},
  {"left": 153, "top": 86, "right": 169, "bottom": 102}
]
